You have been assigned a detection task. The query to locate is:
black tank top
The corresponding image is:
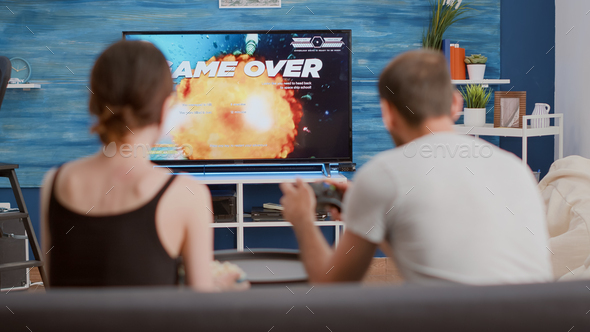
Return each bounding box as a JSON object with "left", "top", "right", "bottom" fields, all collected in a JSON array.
[{"left": 48, "top": 167, "right": 180, "bottom": 287}]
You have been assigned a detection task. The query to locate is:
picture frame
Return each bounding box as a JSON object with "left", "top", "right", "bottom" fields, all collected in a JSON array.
[
  {"left": 219, "top": 0, "right": 281, "bottom": 8},
  {"left": 494, "top": 91, "right": 526, "bottom": 128}
]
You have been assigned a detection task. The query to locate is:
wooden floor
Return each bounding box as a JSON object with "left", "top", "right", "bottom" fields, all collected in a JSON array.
[
  {"left": 362, "top": 257, "right": 404, "bottom": 285},
  {"left": 24, "top": 258, "right": 403, "bottom": 292}
]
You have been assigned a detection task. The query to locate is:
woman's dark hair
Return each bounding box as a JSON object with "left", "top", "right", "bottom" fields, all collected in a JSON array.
[{"left": 89, "top": 40, "right": 173, "bottom": 143}]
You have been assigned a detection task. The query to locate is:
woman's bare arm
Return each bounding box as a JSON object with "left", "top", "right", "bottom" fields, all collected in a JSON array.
[
  {"left": 176, "top": 179, "right": 216, "bottom": 291},
  {"left": 39, "top": 168, "right": 57, "bottom": 286}
]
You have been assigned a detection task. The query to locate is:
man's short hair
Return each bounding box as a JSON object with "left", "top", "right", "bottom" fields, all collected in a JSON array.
[{"left": 378, "top": 50, "right": 454, "bottom": 127}]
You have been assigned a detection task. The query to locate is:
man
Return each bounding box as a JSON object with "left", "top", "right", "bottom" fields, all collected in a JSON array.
[{"left": 280, "top": 50, "right": 553, "bottom": 285}]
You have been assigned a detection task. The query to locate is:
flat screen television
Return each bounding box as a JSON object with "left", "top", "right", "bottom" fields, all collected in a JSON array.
[{"left": 123, "top": 30, "right": 352, "bottom": 165}]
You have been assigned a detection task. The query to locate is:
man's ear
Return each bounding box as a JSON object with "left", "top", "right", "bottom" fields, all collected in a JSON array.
[
  {"left": 380, "top": 99, "right": 395, "bottom": 132},
  {"left": 450, "top": 89, "right": 463, "bottom": 122}
]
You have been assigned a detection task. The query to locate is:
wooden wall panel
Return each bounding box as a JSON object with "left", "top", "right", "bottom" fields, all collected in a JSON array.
[{"left": 0, "top": 0, "right": 500, "bottom": 186}]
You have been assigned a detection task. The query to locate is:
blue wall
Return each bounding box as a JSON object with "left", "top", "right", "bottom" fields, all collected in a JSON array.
[
  {"left": 499, "top": 0, "right": 556, "bottom": 177},
  {"left": 0, "top": 0, "right": 503, "bottom": 254},
  {"left": 1, "top": 0, "right": 501, "bottom": 187}
]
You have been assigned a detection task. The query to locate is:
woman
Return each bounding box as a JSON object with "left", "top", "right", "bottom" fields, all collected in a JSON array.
[{"left": 40, "top": 40, "right": 242, "bottom": 291}]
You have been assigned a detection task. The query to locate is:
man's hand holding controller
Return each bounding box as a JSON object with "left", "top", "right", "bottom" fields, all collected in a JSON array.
[
  {"left": 319, "top": 179, "right": 350, "bottom": 221},
  {"left": 280, "top": 178, "right": 351, "bottom": 225}
]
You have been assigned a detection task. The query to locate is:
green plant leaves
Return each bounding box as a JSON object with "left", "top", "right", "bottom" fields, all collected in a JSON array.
[
  {"left": 422, "top": 0, "right": 471, "bottom": 50},
  {"left": 464, "top": 54, "right": 488, "bottom": 64},
  {"left": 459, "top": 84, "right": 492, "bottom": 109}
]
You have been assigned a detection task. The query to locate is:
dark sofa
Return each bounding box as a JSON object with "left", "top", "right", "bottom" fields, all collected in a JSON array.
[{"left": 2, "top": 281, "right": 590, "bottom": 331}]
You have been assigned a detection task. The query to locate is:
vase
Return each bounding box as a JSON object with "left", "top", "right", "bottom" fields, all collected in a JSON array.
[
  {"left": 467, "top": 64, "right": 486, "bottom": 81},
  {"left": 531, "top": 103, "right": 551, "bottom": 128},
  {"left": 464, "top": 108, "right": 486, "bottom": 127}
]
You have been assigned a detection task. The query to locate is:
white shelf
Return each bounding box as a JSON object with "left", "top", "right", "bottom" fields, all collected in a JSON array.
[
  {"left": 455, "top": 114, "right": 563, "bottom": 165},
  {"left": 212, "top": 221, "right": 343, "bottom": 228},
  {"left": 7, "top": 83, "right": 41, "bottom": 89},
  {"left": 451, "top": 79, "right": 510, "bottom": 86},
  {"left": 453, "top": 123, "right": 560, "bottom": 137},
  {"left": 182, "top": 172, "right": 346, "bottom": 251},
  {"left": 183, "top": 172, "right": 347, "bottom": 185}
]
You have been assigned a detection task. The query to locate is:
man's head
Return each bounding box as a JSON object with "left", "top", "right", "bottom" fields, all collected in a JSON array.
[{"left": 378, "top": 50, "right": 461, "bottom": 145}]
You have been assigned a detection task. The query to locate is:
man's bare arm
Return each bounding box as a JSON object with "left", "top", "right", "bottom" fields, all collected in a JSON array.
[{"left": 280, "top": 179, "right": 377, "bottom": 282}]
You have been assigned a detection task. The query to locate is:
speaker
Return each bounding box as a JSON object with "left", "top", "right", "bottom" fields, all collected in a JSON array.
[
  {"left": 0, "top": 216, "right": 29, "bottom": 290},
  {"left": 211, "top": 190, "right": 237, "bottom": 223}
]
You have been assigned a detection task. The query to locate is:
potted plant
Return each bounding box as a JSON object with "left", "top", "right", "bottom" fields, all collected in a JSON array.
[
  {"left": 422, "top": 0, "right": 470, "bottom": 50},
  {"left": 459, "top": 84, "right": 492, "bottom": 127},
  {"left": 464, "top": 54, "right": 487, "bottom": 81}
]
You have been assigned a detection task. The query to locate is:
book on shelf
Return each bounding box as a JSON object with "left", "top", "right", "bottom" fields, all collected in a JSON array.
[
  {"left": 454, "top": 43, "right": 466, "bottom": 80},
  {"left": 443, "top": 41, "right": 466, "bottom": 80},
  {"left": 450, "top": 43, "right": 457, "bottom": 79},
  {"left": 442, "top": 39, "right": 451, "bottom": 73}
]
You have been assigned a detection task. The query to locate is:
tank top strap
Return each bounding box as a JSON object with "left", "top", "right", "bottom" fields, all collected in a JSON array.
[{"left": 152, "top": 175, "right": 177, "bottom": 202}]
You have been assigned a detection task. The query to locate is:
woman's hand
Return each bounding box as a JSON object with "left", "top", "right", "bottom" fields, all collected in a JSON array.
[{"left": 213, "top": 271, "right": 250, "bottom": 292}]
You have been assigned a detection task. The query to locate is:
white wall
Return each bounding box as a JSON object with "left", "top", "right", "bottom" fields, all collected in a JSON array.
[{"left": 556, "top": 0, "right": 590, "bottom": 158}]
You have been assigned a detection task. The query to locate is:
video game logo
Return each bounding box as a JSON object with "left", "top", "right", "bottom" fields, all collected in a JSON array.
[{"left": 291, "top": 36, "right": 344, "bottom": 49}]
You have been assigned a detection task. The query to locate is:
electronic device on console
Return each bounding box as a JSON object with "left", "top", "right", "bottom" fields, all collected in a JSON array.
[{"left": 211, "top": 190, "right": 236, "bottom": 223}]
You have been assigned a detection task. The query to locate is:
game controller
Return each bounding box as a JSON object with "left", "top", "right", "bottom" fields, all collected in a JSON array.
[{"left": 309, "top": 182, "right": 343, "bottom": 212}]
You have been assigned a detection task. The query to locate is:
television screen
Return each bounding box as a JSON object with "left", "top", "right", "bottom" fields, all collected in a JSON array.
[{"left": 123, "top": 30, "right": 352, "bottom": 164}]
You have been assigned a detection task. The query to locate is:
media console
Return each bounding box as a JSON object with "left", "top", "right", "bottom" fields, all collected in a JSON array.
[{"left": 160, "top": 169, "right": 347, "bottom": 251}]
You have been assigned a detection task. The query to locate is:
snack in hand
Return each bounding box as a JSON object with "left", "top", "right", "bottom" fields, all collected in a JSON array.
[{"left": 211, "top": 260, "right": 247, "bottom": 283}]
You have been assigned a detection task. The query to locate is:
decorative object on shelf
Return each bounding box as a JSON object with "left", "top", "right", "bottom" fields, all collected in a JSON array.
[
  {"left": 8, "top": 57, "right": 31, "bottom": 84},
  {"left": 442, "top": 39, "right": 451, "bottom": 69},
  {"left": 219, "top": 0, "right": 281, "bottom": 8},
  {"left": 494, "top": 91, "right": 526, "bottom": 128},
  {"left": 422, "top": 0, "right": 470, "bottom": 50},
  {"left": 459, "top": 84, "right": 492, "bottom": 127},
  {"left": 464, "top": 54, "right": 487, "bottom": 81},
  {"left": 531, "top": 103, "right": 551, "bottom": 128},
  {"left": 452, "top": 43, "right": 466, "bottom": 80},
  {"left": 442, "top": 41, "right": 466, "bottom": 79},
  {"left": 532, "top": 169, "right": 541, "bottom": 183}
]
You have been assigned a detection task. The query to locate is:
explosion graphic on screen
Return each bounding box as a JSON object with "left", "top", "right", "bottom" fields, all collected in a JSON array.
[{"left": 172, "top": 54, "right": 303, "bottom": 160}]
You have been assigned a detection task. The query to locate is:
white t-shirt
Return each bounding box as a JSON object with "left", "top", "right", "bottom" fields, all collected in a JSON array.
[{"left": 343, "top": 132, "right": 553, "bottom": 285}]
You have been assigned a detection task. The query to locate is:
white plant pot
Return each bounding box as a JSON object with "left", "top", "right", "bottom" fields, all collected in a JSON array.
[
  {"left": 464, "top": 108, "right": 486, "bottom": 127},
  {"left": 467, "top": 64, "right": 486, "bottom": 81}
]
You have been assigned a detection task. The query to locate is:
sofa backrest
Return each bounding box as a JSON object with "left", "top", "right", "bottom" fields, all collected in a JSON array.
[{"left": 2, "top": 281, "right": 590, "bottom": 331}]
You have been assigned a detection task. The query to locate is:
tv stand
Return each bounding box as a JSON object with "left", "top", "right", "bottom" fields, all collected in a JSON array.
[
  {"left": 179, "top": 172, "right": 347, "bottom": 251},
  {"left": 323, "top": 163, "right": 331, "bottom": 178},
  {"left": 163, "top": 163, "right": 334, "bottom": 175}
]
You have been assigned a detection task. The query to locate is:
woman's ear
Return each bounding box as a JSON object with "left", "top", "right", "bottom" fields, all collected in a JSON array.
[
  {"left": 450, "top": 89, "right": 463, "bottom": 122},
  {"left": 161, "top": 94, "right": 175, "bottom": 122}
]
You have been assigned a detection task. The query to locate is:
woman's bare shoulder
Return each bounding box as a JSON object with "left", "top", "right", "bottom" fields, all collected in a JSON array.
[
  {"left": 159, "top": 174, "right": 212, "bottom": 217},
  {"left": 169, "top": 175, "right": 211, "bottom": 200}
]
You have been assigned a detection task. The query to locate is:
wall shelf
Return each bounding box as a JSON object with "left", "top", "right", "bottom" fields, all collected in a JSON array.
[
  {"left": 7, "top": 84, "right": 41, "bottom": 90},
  {"left": 451, "top": 79, "right": 510, "bottom": 87},
  {"left": 454, "top": 114, "right": 564, "bottom": 165}
]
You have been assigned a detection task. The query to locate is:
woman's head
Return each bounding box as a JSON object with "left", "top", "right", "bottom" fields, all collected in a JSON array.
[{"left": 89, "top": 40, "right": 173, "bottom": 144}]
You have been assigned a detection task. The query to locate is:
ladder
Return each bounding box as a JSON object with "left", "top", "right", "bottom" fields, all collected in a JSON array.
[{"left": 0, "top": 163, "right": 47, "bottom": 288}]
